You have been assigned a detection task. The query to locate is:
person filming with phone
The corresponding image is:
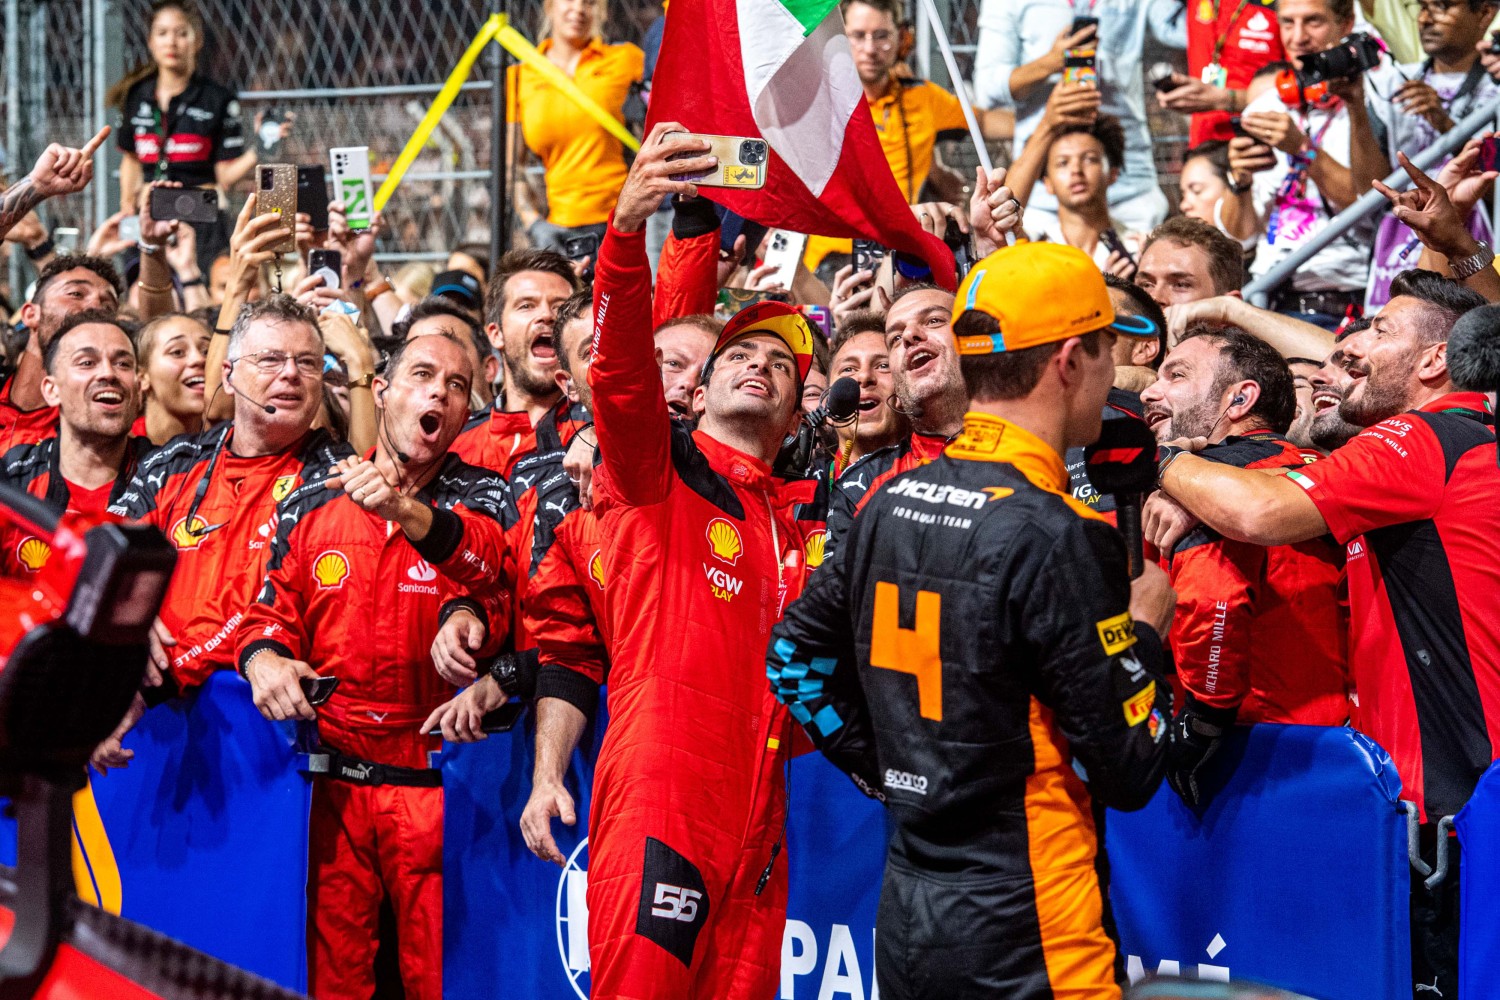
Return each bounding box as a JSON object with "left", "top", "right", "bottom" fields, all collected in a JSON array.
[{"left": 236, "top": 330, "right": 515, "bottom": 1000}]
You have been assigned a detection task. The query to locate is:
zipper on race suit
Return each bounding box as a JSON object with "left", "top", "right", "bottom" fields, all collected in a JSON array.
[{"left": 755, "top": 491, "right": 790, "bottom": 896}]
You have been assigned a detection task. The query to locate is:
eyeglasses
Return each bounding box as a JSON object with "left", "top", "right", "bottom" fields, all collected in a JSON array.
[
  {"left": 1409, "top": 0, "right": 1460, "bottom": 19},
  {"left": 232, "top": 350, "right": 325, "bottom": 377},
  {"left": 848, "top": 29, "right": 896, "bottom": 49}
]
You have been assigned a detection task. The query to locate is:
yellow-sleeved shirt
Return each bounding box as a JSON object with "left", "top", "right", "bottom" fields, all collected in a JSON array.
[
  {"left": 805, "top": 77, "right": 969, "bottom": 267},
  {"left": 508, "top": 38, "right": 645, "bottom": 228}
]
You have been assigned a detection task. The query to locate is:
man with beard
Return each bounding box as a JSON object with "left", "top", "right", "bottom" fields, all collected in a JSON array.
[
  {"left": 1148, "top": 270, "right": 1495, "bottom": 996},
  {"left": 452, "top": 248, "right": 584, "bottom": 477},
  {"left": 656, "top": 315, "right": 720, "bottom": 422},
  {"left": 1, "top": 312, "right": 152, "bottom": 579},
  {"left": 1140, "top": 329, "right": 1347, "bottom": 803},
  {"left": 583, "top": 124, "right": 814, "bottom": 1000},
  {"left": 238, "top": 332, "right": 514, "bottom": 1000},
  {"left": 1307, "top": 336, "right": 1363, "bottom": 452},
  {"left": 1284, "top": 357, "right": 1324, "bottom": 452},
  {"left": 2, "top": 255, "right": 121, "bottom": 449}
]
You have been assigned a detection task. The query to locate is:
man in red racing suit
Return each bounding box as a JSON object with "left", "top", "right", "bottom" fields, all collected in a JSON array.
[
  {"left": 583, "top": 126, "right": 816, "bottom": 1000},
  {"left": 237, "top": 332, "right": 513, "bottom": 1000}
]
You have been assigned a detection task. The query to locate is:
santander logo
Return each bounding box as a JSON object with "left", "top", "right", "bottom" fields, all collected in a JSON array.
[{"left": 408, "top": 560, "right": 438, "bottom": 583}]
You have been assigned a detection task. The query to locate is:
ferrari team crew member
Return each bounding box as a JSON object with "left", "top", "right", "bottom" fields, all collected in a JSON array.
[
  {"left": 1, "top": 311, "right": 152, "bottom": 578},
  {"left": 1147, "top": 272, "right": 1496, "bottom": 997},
  {"left": 825, "top": 283, "right": 970, "bottom": 555},
  {"left": 584, "top": 126, "right": 816, "bottom": 1000},
  {"left": 770, "top": 242, "right": 1175, "bottom": 1000},
  {"left": 1, "top": 255, "right": 122, "bottom": 451},
  {"left": 110, "top": 295, "right": 349, "bottom": 692},
  {"left": 237, "top": 332, "right": 515, "bottom": 1000},
  {"left": 1140, "top": 328, "right": 1347, "bottom": 773}
]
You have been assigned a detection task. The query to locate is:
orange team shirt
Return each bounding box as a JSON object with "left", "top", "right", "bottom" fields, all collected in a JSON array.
[
  {"left": 806, "top": 77, "right": 968, "bottom": 267},
  {"left": 508, "top": 38, "right": 645, "bottom": 229}
]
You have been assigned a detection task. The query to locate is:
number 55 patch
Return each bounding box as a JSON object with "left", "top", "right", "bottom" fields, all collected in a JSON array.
[{"left": 636, "top": 837, "right": 711, "bottom": 967}]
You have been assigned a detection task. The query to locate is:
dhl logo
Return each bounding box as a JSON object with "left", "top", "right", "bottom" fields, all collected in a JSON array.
[
  {"left": 314, "top": 550, "right": 351, "bottom": 589},
  {"left": 706, "top": 518, "right": 744, "bottom": 565},
  {"left": 16, "top": 536, "right": 50, "bottom": 573}
]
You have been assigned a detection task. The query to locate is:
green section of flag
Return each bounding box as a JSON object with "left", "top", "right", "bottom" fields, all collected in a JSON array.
[
  {"left": 773, "top": 0, "right": 840, "bottom": 35},
  {"left": 1286, "top": 470, "right": 1315, "bottom": 491}
]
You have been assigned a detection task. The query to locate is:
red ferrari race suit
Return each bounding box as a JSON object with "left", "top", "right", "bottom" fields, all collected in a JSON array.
[
  {"left": 109, "top": 425, "right": 351, "bottom": 690},
  {"left": 586, "top": 222, "right": 814, "bottom": 1000},
  {"left": 1168, "top": 430, "right": 1349, "bottom": 725},
  {"left": 0, "top": 434, "right": 153, "bottom": 576},
  {"left": 235, "top": 453, "right": 514, "bottom": 1000},
  {"left": 0, "top": 375, "right": 58, "bottom": 454}
]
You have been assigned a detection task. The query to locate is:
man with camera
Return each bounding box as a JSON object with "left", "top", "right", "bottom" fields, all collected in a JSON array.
[
  {"left": 770, "top": 242, "right": 1175, "bottom": 999},
  {"left": 1220, "top": 0, "right": 1389, "bottom": 329},
  {"left": 1146, "top": 270, "right": 1496, "bottom": 996},
  {"left": 1361, "top": 0, "right": 1500, "bottom": 307},
  {"left": 237, "top": 330, "right": 514, "bottom": 1000}
]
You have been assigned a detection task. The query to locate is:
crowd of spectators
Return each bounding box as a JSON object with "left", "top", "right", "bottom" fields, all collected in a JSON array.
[{"left": 1, "top": 0, "right": 1500, "bottom": 997}]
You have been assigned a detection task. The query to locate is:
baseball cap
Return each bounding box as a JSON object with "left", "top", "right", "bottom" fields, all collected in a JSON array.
[
  {"left": 952, "top": 243, "right": 1160, "bottom": 355},
  {"left": 712, "top": 300, "right": 815, "bottom": 380},
  {"left": 431, "top": 270, "right": 483, "bottom": 311}
]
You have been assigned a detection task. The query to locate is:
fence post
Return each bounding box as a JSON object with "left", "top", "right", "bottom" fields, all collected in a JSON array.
[
  {"left": 5, "top": 0, "right": 20, "bottom": 299},
  {"left": 490, "top": 0, "right": 510, "bottom": 268}
]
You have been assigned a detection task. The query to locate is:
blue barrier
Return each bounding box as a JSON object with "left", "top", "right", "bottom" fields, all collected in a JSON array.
[
  {"left": 89, "top": 672, "right": 312, "bottom": 993},
  {"left": 1456, "top": 758, "right": 1500, "bottom": 995},
  {"left": 1108, "top": 724, "right": 1411, "bottom": 999}
]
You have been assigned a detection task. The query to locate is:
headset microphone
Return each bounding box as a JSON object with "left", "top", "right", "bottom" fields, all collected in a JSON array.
[
  {"left": 377, "top": 390, "right": 411, "bottom": 464},
  {"left": 227, "top": 373, "right": 276, "bottom": 415}
]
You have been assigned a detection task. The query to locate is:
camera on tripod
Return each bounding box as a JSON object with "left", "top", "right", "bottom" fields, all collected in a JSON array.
[{"left": 1275, "top": 32, "right": 1384, "bottom": 107}]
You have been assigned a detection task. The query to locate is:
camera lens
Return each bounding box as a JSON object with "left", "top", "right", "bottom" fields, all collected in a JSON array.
[
  {"left": 260, "top": 167, "right": 274, "bottom": 188},
  {"left": 176, "top": 193, "right": 195, "bottom": 216},
  {"left": 739, "top": 140, "right": 767, "bottom": 166}
]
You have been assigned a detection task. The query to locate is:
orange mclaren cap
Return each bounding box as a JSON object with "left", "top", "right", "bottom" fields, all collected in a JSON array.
[
  {"left": 952, "top": 242, "right": 1159, "bottom": 354},
  {"left": 713, "top": 301, "right": 816, "bottom": 380}
]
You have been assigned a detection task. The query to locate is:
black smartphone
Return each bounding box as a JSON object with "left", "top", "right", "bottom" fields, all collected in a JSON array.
[
  {"left": 297, "top": 165, "right": 330, "bottom": 232},
  {"left": 1100, "top": 228, "right": 1135, "bottom": 266},
  {"left": 943, "top": 219, "right": 974, "bottom": 281},
  {"left": 1490, "top": 29, "right": 1500, "bottom": 55},
  {"left": 718, "top": 208, "right": 769, "bottom": 262},
  {"left": 1149, "top": 62, "right": 1178, "bottom": 95},
  {"left": 428, "top": 701, "right": 527, "bottom": 737},
  {"left": 1479, "top": 137, "right": 1500, "bottom": 174},
  {"left": 308, "top": 249, "right": 342, "bottom": 289},
  {"left": 1070, "top": 15, "right": 1098, "bottom": 39},
  {"left": 300, "top": 675, "right": 340, "bottom": 706},
  {"left": 150, "top": 187, "right": 219, "bottom": 224},
  {"left": 852, "top": 239, "right": 886, "bottom": 274},
  {"left": 563, "top": 233, "right": 599, "bottom": 262}
]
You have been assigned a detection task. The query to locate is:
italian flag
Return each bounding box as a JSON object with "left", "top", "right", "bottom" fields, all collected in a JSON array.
[{"left": 649, "top": 0, "right": 957, "bottom": 287}]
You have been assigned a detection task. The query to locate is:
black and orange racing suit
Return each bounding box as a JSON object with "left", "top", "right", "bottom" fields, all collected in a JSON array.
[
  {"left": 770, "top": 412, "right": 1171, "bottom": 1000},
  {"left": 0, "top": 434, "right": 152, "bottom": 576},
  {"left": 1168, "top": 430, "right": 1348, "bottom": 727},
  {"left": 584, "top": 221, "right": 815, "bottom": 1000},
  {"left": 235, "top": 453, "right": 514, "bottom": 1000},
  {"left": 109, "top": 425, "right": 351, "bottom": 691}
]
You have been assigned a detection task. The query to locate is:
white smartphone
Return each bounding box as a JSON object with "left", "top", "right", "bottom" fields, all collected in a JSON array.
[
  {"left": 117, "top": 217, "right": 140, "bottom": 245},
  {"left": 329, "top": 146, "right": 374, "bottom": 232},
  {"left": 53, "top": 227, "right": 81, "bottom": 253},
  {"left": 760, "top": 229, "right": 807, "bottom": 289}
]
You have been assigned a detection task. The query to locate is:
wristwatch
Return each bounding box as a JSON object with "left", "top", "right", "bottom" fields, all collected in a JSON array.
[
  {"left": 1156, "top": 445, "right": 1187, "bottom": 486},
  {"left": 1227, "top": 173, "right": 1254, "bottom": 195},
  {"left": 1449, "top": 240, "right": 1496, "bottom": 281}
]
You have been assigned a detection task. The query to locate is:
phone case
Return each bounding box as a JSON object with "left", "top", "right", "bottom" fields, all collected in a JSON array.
[
  {"left": 257, "top": 164, "right": 298, "bottom": 254},
  {"left": 330, "top": 146, "right": 374, "bottom": 231},
  {"left": 665, "top": 132, "right": 768, "bottom": 189},
  {"left": 760, "top": 229, "right": 807, "bottom": 288},
  {"left": 151, "top": 187, "right": 218, "bottom": 224}
]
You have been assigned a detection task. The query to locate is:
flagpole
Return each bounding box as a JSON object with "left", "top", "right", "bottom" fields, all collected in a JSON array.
[{"left": 913, "top": 0, "right": 1013, "bottom": 246}]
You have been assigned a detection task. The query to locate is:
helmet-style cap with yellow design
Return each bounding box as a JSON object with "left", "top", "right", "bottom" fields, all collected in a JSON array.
[
  {"left": 712, "top": 301, "right": 816, "bottom": 380},
  {"left": 952, "top": 243, "right": 1160, "bottom": 354}
]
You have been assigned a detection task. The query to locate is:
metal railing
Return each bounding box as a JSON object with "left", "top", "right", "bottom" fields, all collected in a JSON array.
[{"left": 1244, "top": 92, "right": 1500, "bottom": 305}]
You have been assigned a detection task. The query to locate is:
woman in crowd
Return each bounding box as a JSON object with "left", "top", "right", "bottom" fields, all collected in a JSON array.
[
  {"left": 509, "top": 0, "right": 644, "bottom": 252},
  {"left": 1178, "top": 140, "right": 1257, "bottom": 253},
  {"left": 108, "top": 0, "right": 286, "bottom": 273},
  {"left": 132, "top": 313, "right": 209, "bottom": 445}
]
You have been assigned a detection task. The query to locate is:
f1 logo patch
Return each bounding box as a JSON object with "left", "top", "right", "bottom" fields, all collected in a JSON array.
[{"left": 636, "top": 837, "right": 710, "bottom": 967}]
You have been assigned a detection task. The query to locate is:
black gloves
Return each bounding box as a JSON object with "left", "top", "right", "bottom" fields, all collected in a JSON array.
[{"left": 1166, "top": 695, "right": 1237, "bottom": 807}]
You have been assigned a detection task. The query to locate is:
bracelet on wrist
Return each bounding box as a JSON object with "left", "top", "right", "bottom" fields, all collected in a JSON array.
[
  {"left": 25, "top": 237, "right": 54, "bottom": 260},
  {"left": 137, "top": 239, "right": 163, "bottom": 256},
  {"left": 1227, "top": 173, "right": 1254, "bottom": 195},
  {"left": 365, "top": 278, "right": 394, "bottom": 300},
  {"left": 181, "top": 276, "right": 206, "bottom": 288},
  {"left": 1450, "top": 240, "right": 1495, "bottom": 281},
  {"left": 349, "top": 372, "right": 375, "bottom": 390},
  {"left": 137, "top": 280, "right": 173, "bottom": 295}
]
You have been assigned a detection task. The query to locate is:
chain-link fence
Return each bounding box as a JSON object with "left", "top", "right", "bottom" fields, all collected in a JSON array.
[{"left": 2, "top": 0, "right": 1190, "bottom": 306}]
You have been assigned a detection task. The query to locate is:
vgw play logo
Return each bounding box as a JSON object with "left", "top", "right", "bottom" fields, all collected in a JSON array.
[{"left": 556, "top": 842, "right": 880, "bottom": 999}]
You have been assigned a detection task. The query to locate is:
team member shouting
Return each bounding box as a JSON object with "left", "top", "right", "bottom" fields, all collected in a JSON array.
[
  {"left": 237, "top": 332, "right": 514, "bottom": 1000},
  {"left": 1139, "top": 329, "right": 1348, "bottom": 804},
  {"left": 583, "top": 125, "right": 816, "bottom": 1000},
  {"left": 771, "top": 242, "right": 1175, "bottom": 1000},
  {"left": 110, "top": 296, "right": 349, "bottom": 692}
]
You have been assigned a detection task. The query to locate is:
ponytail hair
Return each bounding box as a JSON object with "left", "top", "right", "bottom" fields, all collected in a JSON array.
[{"left": 106, "top": 0, "right": 205, "bottom": 111}]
